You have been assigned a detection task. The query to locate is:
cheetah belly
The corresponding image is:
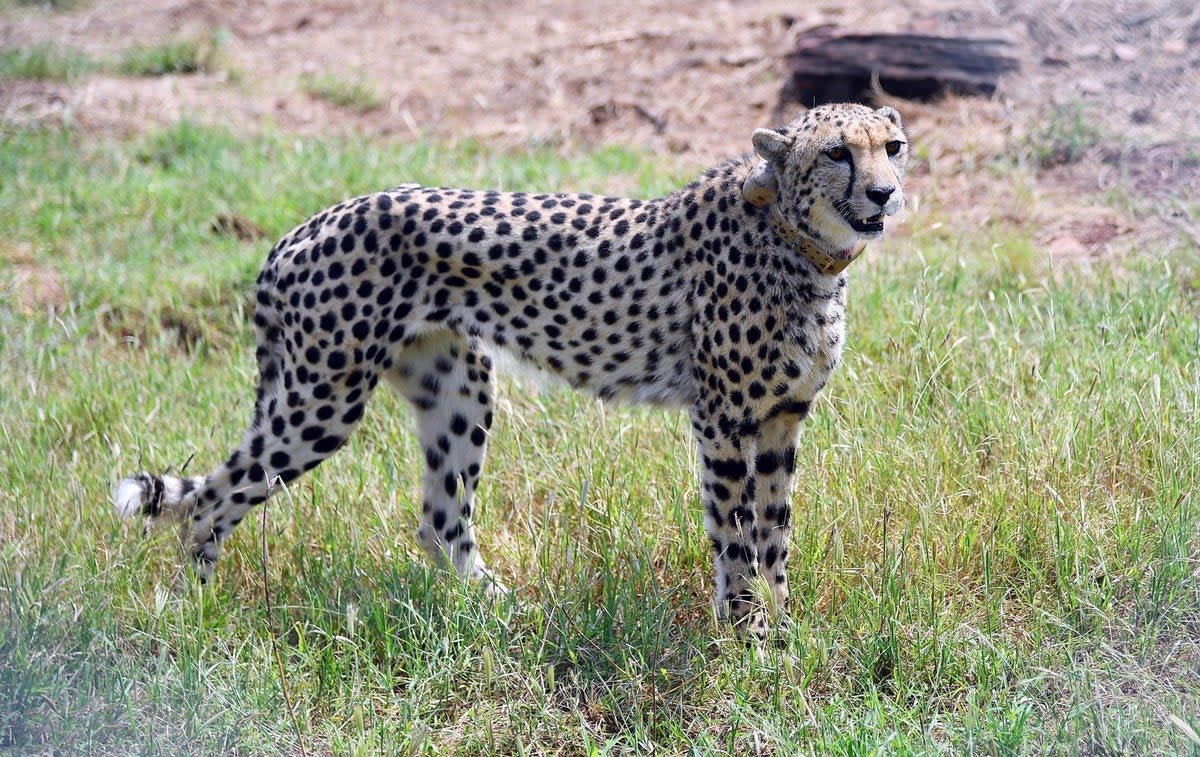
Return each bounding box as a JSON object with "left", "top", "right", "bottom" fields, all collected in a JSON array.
[{"left": 446, "top": 264, "right": 699, "bottom": 407}]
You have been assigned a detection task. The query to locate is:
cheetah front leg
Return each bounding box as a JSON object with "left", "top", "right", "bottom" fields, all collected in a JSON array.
[
  {"left": 692, "top": 408, "right": 768, "bottom": 640},
  {"left": 753, "top": 417, "right": 804, "bottom": 615}
]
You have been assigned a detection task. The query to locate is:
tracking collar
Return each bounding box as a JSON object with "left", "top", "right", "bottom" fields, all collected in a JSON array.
[{"left": 742, "top": 161, "right": 867, "bottom": 276}]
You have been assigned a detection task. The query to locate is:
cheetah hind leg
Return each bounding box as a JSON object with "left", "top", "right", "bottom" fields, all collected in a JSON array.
[
  {"left": 385, "top": 332, "right": 508, "bottom": 597},
  {"left": 114, "top": 318, "right": 381, "bottom": 583}
]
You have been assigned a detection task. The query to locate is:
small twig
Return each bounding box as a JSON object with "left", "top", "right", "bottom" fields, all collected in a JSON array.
[
  {"left": 630, "top": 102, "right": 667, "bottom": 134},
  {"left": 1158, "top": 208, "right": 1200, "bottom": 249},
  {"left": 657, "top": 56, "right": 707, "bottom": 79},
  {"left": 878, "top": 505, "right": 893, "bottom": 634},
  {"left": 536, "top": 29, "right": 668, "bottom": 58},
  {"left": 178, "top": 451, "right": 197, "bottom": 475},
  {"left": 581, "top": 29, "right": 667, "bottom": 49},
  {"left": 588, "top": 99, "right": 668, "bottom": 134},
  {"left": 261, "top": 487, "right": 308, "bottom": 757},
  {"left": 398, "top": 107, "right": 420, "bottom": 140}
]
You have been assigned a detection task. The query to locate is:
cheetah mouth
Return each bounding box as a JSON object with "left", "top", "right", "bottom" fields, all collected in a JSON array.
[{"left": 845, "top": 213, "right": 885, "bottom": 234}]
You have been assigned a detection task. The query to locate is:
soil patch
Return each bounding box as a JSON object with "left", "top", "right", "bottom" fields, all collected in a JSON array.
[{"left": 3, "top": 0, "right": 1198, "bottom": 254}]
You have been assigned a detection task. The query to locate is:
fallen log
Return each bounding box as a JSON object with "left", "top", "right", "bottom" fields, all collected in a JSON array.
[{"left": 781, "top": 26, "right": 1020, "bottom": 106}]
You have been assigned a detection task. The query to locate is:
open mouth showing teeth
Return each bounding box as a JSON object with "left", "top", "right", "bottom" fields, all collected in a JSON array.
[{"left": 846, "top": 213, "right": 885, "bottom": 233}]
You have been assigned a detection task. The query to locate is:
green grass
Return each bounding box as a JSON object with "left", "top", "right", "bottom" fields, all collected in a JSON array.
[
  {"left": 1, "top": 121, "right": 1198, "bottom": 755},
  {"left": 0, "top": 42, "right": 96, "bottom": 81},
  {"left": 1019, "top": 101, "right": 1105, "bottom": 169},
  {"left": 3, "top": 0, "right": 88, "bottom": 9},
  {"left": 0, "top": 34, "right": 227, "bottom": 82},
  {"left": 301, "top": 72, "right": 384, "bottom": 114},
  {"left": 117, "top": 36, "right": 221, "bottom": 77}
]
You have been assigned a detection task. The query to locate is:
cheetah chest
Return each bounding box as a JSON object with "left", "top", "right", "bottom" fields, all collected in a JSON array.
[
  {"left": 793, "top": 312, "right": 845, "bottom": 400},
  {"left": 776, "top": 286, "right": 848, "bottom": 405}
]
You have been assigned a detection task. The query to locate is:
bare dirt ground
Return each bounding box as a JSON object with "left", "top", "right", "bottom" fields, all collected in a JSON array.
[{"left": 3, "top": 0, "right": 1199, "bottom": 256}]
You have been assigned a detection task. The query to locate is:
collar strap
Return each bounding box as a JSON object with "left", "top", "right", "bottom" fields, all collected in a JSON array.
[{"left": 768, "top": 203, "right": 867, "bottom": 276}]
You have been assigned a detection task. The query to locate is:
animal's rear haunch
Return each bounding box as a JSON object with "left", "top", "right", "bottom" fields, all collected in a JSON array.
[
  {"left": 114, "top": 298, "right": 358, "bottom": 578},
  {"left": 114, "top": 103, "right": 909, "bottom": 637}
]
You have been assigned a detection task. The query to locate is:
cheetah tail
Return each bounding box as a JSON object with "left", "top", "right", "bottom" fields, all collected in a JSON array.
[{"left": 112, "top": 472, "right": 202, "bottom": 520}]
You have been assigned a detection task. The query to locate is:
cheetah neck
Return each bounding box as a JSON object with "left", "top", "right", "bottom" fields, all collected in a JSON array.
[{"left": 767, "top": 203, "right": 867, "bottom": 276}]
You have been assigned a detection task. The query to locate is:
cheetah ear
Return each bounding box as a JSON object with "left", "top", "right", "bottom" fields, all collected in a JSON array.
[
  {"left": 876, "top": 106, "right": 903, "bottom": 129},
  {"left": 751, "top": 128, "right": 793, "bottom": 164},
  {"left": 741, "top": 161, "right": 778, "bottom": 207}
]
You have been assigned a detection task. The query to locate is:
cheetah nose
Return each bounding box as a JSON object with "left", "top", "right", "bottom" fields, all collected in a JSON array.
[{"left": 866, "top": 185, "right": 895, "bottom": 207}]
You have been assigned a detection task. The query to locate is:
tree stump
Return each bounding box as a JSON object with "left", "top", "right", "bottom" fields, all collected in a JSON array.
[{"left": 781, "top": 26, "right": 1020, "bottom": 106}]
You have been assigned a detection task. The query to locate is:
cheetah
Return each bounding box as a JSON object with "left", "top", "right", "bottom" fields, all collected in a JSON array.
[{"left": 114, "top": 102, "right": 909, "bottom": 639}]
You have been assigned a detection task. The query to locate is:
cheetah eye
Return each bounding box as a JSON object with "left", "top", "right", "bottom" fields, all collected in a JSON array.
[
  {"left": 825, "top": 146, "right": 849, "bottom": 163},
  {"left": 885, "top": 140, "right": 905, "bottom": 156}
]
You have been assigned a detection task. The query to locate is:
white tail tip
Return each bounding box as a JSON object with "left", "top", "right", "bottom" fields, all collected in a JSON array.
[{"left": 113, "top": 478, "right": 146, "bottom": 518}]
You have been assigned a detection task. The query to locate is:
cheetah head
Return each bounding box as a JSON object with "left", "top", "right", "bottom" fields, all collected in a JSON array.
[{"left": 745, "top": 103, "right": 909, "bottom": 258}]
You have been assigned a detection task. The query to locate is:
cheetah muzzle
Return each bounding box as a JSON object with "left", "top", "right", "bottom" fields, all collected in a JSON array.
[{"left": 113, "top": 102, "right": 909, "bottom": 641}]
